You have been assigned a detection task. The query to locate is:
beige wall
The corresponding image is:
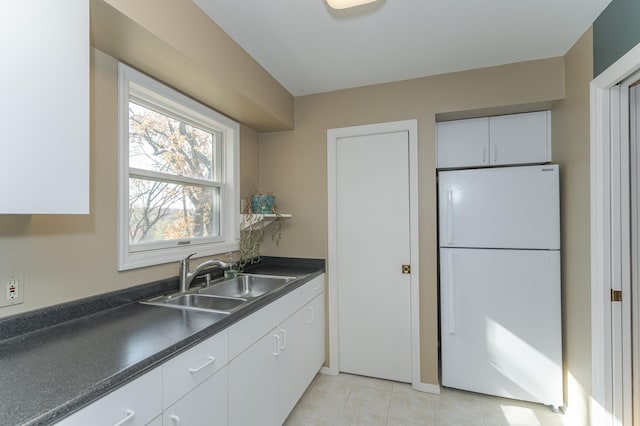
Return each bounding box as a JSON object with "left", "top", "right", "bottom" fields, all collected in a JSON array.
[
  {"left": 91, "top": 0, "right": 294, "bottom": 132},
  {"left": 0, "top": 48, "right": 260, "bottom": 318},
  {"left": 552, "top": 28, "right": 593, "bottom": 425},
  {"left": 240, "top": 125, "right": 261, "bottom": 200},
  {"left": 258, "top": 57, "right": 566, "bottom": 386},
  {"left": 0, "top": 6, "right": 594, "bottom": 420}
]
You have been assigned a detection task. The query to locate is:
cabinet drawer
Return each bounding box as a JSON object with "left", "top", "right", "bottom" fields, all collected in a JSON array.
[
  {"left": 164, "top": 367, "right": 228, "bottom": 426},
  {"left": 228, "top": 275, "right": 325, "bottom": 359},
  {"left": 162, "top": 329, "right": 229, "bottom": 409},
  {"left": 56, "top": 367, "right": 162, "bottom": 426}
]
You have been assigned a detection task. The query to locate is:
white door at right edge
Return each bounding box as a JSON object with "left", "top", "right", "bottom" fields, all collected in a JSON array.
[{"left": 336, "top": 130, "right": 412, "bottom": 383}]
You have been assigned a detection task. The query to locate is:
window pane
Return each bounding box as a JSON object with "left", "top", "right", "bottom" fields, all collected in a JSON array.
[
  {"left": 128, "top": 102, "right": 216, "bottom": 181},
  {"left": 129, "top": 178, "right": 220, "bottom": 244}
]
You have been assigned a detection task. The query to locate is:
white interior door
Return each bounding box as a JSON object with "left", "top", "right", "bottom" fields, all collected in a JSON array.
[{"left": 336, "top": 130, "right": 412, "bottom": 383}]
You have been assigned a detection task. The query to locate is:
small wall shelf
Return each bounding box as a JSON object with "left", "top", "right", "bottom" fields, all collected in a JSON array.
[{"left": 240, "top": 214, "right": 292, "bottom": 231}]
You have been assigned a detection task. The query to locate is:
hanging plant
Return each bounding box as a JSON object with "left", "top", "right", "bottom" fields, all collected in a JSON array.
[{"left": 238, "top": 191, "right": 284, "bottom": 271}]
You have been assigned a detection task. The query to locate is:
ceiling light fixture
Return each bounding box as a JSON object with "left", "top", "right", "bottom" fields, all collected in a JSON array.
[{"left": 326, "top": 0, "right": 378, "bottom": 9}]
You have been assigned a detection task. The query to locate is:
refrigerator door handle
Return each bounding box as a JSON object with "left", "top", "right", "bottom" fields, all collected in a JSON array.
[
  {"left": 447, "top": 252, "right": 456, "bottom": 334},
  {"left": 447, "top": 188, "right": 454, "bottom": 245}
]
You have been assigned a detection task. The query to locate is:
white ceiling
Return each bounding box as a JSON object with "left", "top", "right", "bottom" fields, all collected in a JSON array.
[{"left": 193, "top": 0, "right": 611, "bottom": 97}]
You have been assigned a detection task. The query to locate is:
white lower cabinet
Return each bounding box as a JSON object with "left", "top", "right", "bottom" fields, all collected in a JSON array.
[
  {"left": 56, "top": 274, "right": 325, "bottom": 426},
  {"left": 277, "top": 293, "right": 325, "bottom": 424},
  {"left": 162, "top": 330, "right": 228, "bottom": 410},
  {"left": 163, "top": 366, "right": 229, "bottom": 426},
  {"left": 148, "top": 416, "right": 163, "bottom": 426},
  {"left": 229, "top": 331, "right": 279, "bottom": 426},
  {"left": 162, "top": 329, "right": 229, "bottom": 426},
  {"left": 56, "top": 367, "right": 163, "bottom": 426},
  {"left": 229, "top": 275, "right": 326, "bottom": 426}
]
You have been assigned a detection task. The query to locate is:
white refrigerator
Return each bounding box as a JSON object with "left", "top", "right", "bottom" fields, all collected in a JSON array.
[{"left": 438, "top": 164, "right": 563, "bottom": 409}]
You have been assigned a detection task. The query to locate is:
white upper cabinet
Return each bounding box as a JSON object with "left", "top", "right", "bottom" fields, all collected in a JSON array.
[
  {"left": 437, "top": 117, "right": 489, "bottom": 168},
  {"left": 0, "top": 0, "right": 89, "bottom": 214},
  {"left": 437, "top": 111, "right": 551, "bottom": 169},
  {"left": 489, "top": 111, "right": 551, "bottom": 166}
]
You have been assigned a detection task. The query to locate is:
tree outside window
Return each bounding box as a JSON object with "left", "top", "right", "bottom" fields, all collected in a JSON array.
[{"left": 127, "top": 102, "right": 220, "bottom": 246}]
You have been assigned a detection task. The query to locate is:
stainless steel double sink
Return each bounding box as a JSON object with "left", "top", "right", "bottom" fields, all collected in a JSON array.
[{"left": 141, "top": 274, "right": 297, "bottom": 314}]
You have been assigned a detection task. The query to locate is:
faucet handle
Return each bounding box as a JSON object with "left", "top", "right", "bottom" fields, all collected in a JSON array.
[{"left": 180, "top": 252, "right": 197, "bottom": 269}]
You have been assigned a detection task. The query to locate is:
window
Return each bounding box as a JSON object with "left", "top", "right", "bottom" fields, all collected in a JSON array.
[{"left": 118, "top": 64, "right": 239, "bottom": 270}]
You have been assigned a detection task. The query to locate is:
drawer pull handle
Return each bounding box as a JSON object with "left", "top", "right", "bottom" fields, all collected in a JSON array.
[
  {"left": 171, "top": 414, "right": 181, "bottom": 425},
  {"left": 113, "top": 409, "right": 135, "bottom": 426},
  {"left": 188, "top": 356, "right": 216, "bottom": 373}
]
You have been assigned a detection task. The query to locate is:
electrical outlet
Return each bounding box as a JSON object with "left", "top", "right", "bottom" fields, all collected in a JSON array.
[
  {"left": 0, "top": 273, "right": 24, "bottom": 307},
  {"left": 7, "top": 280, "right": 18, "bottom": 299}
]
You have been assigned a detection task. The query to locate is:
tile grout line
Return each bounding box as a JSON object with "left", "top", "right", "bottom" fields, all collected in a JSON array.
[{"left": 385, "top": 384, "right": 393, "bottom": 426}]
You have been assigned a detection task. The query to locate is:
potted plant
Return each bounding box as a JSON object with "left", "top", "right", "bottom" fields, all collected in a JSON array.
[{"left": 238, "top": 191, "right": 284, "bottom": 270}]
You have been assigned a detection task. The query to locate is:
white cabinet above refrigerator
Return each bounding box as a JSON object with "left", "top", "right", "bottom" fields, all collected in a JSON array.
[
  {"left": 436, "top": 111, "right": 551, "bottom": 169},
  {"left": 438, "top": 165, "right": 560, "bottom": 250}
]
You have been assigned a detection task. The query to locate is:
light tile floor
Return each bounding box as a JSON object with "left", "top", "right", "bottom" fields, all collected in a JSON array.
[{"left": 284, "top": 373, "right": 567, "bottom": 426}]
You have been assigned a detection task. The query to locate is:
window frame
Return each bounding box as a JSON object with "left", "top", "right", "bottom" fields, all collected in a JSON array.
[{"left": 117, "top": 63, "right": 239, "bottom": 271}]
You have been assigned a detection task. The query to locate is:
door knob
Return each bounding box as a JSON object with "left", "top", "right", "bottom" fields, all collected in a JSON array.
[{"left": 402, "top": 265, "right": 411, "bottom": 274}]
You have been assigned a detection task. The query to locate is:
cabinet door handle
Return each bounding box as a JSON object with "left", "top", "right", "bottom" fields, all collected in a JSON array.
[
  {"left": 307, "top": 306, "right": 314, "bottom": 323},
  {"left": 447, "top": 252, "right": 456, "bottom": 334},
  {"left": 493, "top": 145, "right": 498, "bottom": 162},
  {"left": 446, "top": 188, "right": 454, "bottom": 245},
  {"left": 170, "top": 414, "right": 181, "bottom": 425},
  {"left": 279, "top": 329, "right": 287, "bottom": 350},
  {"left": 188, "top": 356, "right": 216, "bottom": 373},
  {"left": 482, "top": 146, "right": 487, "bottom": 163},
  {"left": 273, "top": 334, "right": 281, "bottom": 356},
  {"left": 113, "top": 409, "right": 135, "bottom": 426}
]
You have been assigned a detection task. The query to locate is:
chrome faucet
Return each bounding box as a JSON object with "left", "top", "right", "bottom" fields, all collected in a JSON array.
[{"left": 179, "top": 253, "right": 229, "bottom": 293}]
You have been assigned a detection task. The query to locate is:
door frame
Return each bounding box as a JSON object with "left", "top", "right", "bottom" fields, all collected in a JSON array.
[
  {"left": 631, "top": 84, "right": 640, "bottom": 426},
  {"left": 591, "top": 42, "right": 640, "bottom": 426},
  {"left": 325, "top": 119, "right": 425, "bottom": 391}
]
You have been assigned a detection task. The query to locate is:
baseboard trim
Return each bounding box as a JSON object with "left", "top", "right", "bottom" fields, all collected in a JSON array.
[
  {"left": 319, "top": 366, "right": 440, "bottom": 396},
  {"left": 319, "top": 366, "right": 338, "bottom": 376},
  {"left": 412, "top": 382, "right": 441, "bottom": 394}
]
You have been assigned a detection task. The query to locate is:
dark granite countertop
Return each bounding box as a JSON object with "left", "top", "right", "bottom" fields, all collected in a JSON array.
[{"left": 0, "top": 257, "right": 324, "bottom": 426}]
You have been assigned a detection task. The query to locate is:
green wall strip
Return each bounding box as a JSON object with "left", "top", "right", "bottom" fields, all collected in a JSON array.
[{"left": 593, "top": 0, "right": 640, "bottom": 77}]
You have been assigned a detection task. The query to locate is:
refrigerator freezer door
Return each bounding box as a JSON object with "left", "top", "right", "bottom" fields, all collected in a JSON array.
[
  {"left": 440, "top": 248, "right": 563, "bottom": 407},
  {"left": 438, "top": 165, "right": 560, "bottom": 250}
]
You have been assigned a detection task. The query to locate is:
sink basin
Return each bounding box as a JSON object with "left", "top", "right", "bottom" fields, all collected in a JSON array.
[
  {"left": 141, "top": 274, "right": 296, "bottom": 314},
  {"left": 142, "top": 294, "right": 246, "bottom": 314},
  {"left": 199, "top": 274, "right": 295, "bottom": 299}
]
